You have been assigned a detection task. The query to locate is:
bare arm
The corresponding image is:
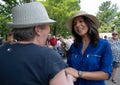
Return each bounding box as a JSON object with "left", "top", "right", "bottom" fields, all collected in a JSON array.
[
  {"left": 81, "top": 71, "right": 109, "bottom": 80},
  {"left": 49, "top": 69, "right": 69, "bottom": 85},
  {"left": 66, "top": 67, "right": 109, "bottom": 80},
  {"left": 67, "top": 74, "right": 74, "bottom": 85}
]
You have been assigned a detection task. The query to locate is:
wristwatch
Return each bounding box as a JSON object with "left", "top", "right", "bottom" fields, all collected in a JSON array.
[{"left": 78, "top": 71, "right": 83, "bottom": 78}]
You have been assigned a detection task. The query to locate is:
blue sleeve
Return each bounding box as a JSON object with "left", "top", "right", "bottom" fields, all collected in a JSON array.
[{"left": 101, "top": 41, "right": 113, "bottom": 79}]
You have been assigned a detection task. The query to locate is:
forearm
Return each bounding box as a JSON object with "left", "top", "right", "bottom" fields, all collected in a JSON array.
[
  {"left": 65, "top": 67, "right": 109, "bottom": 80},
  {"left": 67, "top": 74, "right": 74, "bottom": 85},
  {"left": 81, "top": 71, "right": 109, "bottom": 80}
]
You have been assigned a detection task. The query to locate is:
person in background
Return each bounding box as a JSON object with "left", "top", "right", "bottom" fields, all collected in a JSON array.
[
  {"left": 65, "top": 11, "right": 113, "bottom": 85},
  {"left": 0, "top": 2, "right": 74, "bottom": 85},
  {"left": 46, "top": 34, "right": 53, "bottom": 48},
  {"left": 60, "top": 37, "right": 72, "bottom": 59},
  {"left": 108, "top": 31, "right": 120, "bottom": 83},
  {"left": 56, "top": 37, "right": 66, "bottom": 58},
  {"left": 49, "top": 35, "right": 58, "bottom": 51},
  {"left": 104, "top": 35, "right": 108, "bottom": 40}
]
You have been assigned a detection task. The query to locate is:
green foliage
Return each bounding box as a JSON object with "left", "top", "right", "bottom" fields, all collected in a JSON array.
[
  {"left": 0, "top": 0, "right": 18, "bottom": 38},
  {"left": 41, "top": 0, "right": 80, "bottom": 37},
  {"left": 113, "top": 12, "right": 120, "bottom": 37},
  {"left": 96, "top": 1, "right": 118, "bottom": 33},
  {"left": 1, "top": 0, "right": 120, "bottom": 37},
  {"left": 0, "top": 14, "right": 10, "bottom": 38},
  {"left": 0, "top": 0, "right": 80, "bottom": 37},
  {"left": 0, "top": 0, "right": 19, "bottom": 38},
  {"left": 0, "top": 0, "right": 18, "bottom": 16},
  {"left": 0, "top": 0, "right": 37, "bottom": 38}
]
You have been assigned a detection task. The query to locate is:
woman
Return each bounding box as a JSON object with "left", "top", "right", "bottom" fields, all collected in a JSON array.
[
  {"left": 65, "top": 11, "right": 113, "bottom": 85},
  {"left": 108, "top": 31, "right": 120, "bottom": 83}
]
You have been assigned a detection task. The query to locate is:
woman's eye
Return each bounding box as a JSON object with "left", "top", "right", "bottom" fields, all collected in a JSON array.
[{"left": 79, "top": 20, "right": 83, "bottom": 23}]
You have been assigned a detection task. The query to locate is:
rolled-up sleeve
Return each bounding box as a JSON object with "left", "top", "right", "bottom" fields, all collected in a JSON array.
[{"left": 101, "top": 41, "right": 113, "bottom": 79}]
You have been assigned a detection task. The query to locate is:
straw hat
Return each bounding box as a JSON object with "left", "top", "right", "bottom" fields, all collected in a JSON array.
[
  {"left": 8, "top": 2, "right": 55, "bottom": 28},
  {"left": 66, "top": 11, "right": 99, "bottom": 31}
]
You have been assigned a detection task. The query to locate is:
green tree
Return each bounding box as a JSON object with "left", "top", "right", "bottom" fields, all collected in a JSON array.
[
  {"left": 0, "top": 0, "right": 18, "bottom": 38},
  {"left": 0, "top": 0, "right": 80, "bottom": 38},
  {"left": 96, "top": 1, "right": 118, "bottom": 32},
  {"left": 0, "top": 14, "right": 10, "bottom": 38},
  {"left": 41, "top": 0, "right": 80, "bottom": 37},
  {"left": 0, "top": 0, "right": 36, "bottom": 38},
  {"left": 112, "top": 12, "right": 120, "bottom": 37}
]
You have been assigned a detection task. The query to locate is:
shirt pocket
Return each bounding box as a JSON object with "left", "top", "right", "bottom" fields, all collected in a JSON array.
[
  {"left": 70, "top": 53, "right": 82, "bottom": 69},
  {"left": 86, "top": 54, "right": 101, "bottom": 71}
]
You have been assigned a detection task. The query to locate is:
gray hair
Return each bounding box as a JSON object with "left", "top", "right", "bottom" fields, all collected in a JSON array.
[{"left": 11, "top": 25, "right": 46, "bottom": 41}]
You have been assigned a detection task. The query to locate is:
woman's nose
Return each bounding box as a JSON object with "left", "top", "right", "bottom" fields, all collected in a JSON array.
[{"left": 76, "top": 21, "right": 81, "bottom": 27}]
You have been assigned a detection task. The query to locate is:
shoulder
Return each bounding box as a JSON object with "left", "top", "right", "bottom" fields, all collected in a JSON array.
[
  {"left": 96, "top": 38, "right": 111, "bottom": 49},
  {"left": 70, "top": 43, "right": 75, "bottom": 50},
  {"left": 33, "top": 44, "right": 59, "bottom": 57},
  {"left": 30, "top": 44, "right": 66, "bottom": 66},
  {"left": 99, "top": 38, "right": 109, "bottom": 45}
]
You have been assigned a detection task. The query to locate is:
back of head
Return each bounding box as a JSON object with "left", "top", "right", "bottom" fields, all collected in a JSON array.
[
  {"left": 8, "top": 2, "right": 56, "bottom": 41},
  {"left": 8, "top": 2, "right": 55, "bottom": 28}
]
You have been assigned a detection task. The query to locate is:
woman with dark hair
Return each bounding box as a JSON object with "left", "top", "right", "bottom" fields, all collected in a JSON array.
[{"left": 65, "top": 11, "right": 113, "bottom": 85}]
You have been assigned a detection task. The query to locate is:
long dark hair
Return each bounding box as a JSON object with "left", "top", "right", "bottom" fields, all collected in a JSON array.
[{"left": 72, "top": 16, "right": 99, "bottom": 48}]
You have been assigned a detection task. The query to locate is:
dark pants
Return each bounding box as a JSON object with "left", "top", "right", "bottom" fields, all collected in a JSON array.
[{"left": 113, "top": 61, "right": 120, "bottom": 68}]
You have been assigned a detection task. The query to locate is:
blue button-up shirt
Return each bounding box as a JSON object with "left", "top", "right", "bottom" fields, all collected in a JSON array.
[{"left": 67, "top": 38, "right": 113, "bottom": 85}]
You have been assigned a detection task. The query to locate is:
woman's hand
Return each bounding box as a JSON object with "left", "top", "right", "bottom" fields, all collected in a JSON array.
[{"left": 65, "top": 67, "right": 79, "bottom": 78}]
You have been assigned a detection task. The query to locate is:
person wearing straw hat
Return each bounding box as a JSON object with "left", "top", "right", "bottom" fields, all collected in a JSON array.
[
  {"left": 65, "top": 11, "right": 113, "bottom": 85},
  {"left": 0, "top": 2, "right": 75, "bottom": 85}
]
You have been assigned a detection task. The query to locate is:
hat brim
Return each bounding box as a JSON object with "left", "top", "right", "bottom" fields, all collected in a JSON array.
[
  {"left": 8, "top": 19, "right": 55, "bottom": 28},
  {"left": 66, "top": 14, "right": 99, "bottom": 31}
]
